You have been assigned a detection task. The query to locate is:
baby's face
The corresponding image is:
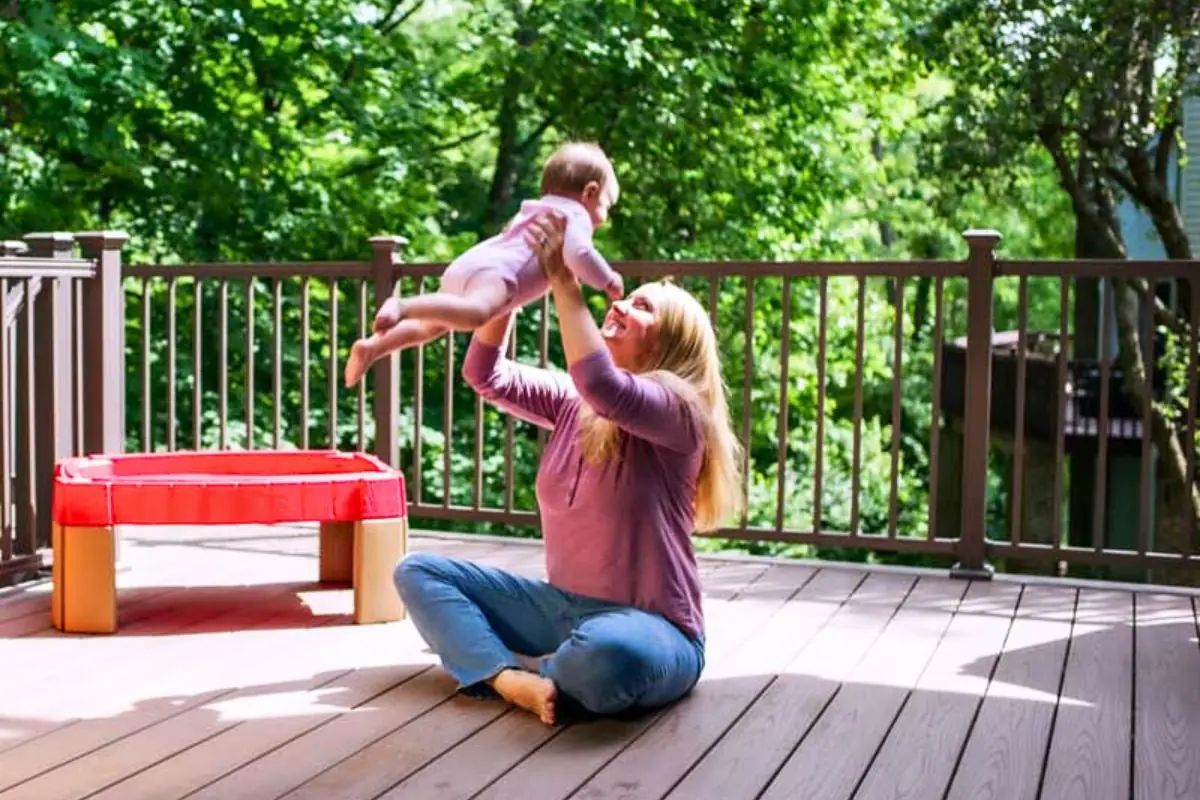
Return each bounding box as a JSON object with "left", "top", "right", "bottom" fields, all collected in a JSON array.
[{"left": 583, "top": 179, "right": 618, "bottom": 227}]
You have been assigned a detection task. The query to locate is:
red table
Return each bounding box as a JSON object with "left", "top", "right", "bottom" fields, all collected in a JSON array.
[{"left": 51, "top": 450, "right": 409, "bottom": 634}]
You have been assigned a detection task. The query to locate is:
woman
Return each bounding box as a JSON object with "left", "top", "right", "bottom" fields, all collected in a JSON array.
[{"left": 393, "top": 212, "right": 742, "bottom": 725}]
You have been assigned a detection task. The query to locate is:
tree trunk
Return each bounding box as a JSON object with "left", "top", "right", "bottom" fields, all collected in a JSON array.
[
  {"left": 483, "top": 67, "right": 524, "bottom": 234},
  {"left": 1040, "top": 139, "right": 1199, "bottom": 579},
  {"left": 1111, "top": 277, "right": 1199, "bottom": 583},
  {"left": 1111, "top": 143, "right": 1199, "bottom": 580}
]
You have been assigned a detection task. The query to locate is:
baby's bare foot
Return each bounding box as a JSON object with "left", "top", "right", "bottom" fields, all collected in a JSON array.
[
  {"left": 493, "top": 668, "right": 557, "bottom": 725},
  {"left": 344, "top": 339, "right": 375, "bottom": 387}
]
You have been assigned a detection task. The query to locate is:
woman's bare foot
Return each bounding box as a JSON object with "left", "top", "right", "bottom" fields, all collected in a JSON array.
[
  {"left": 492, "top": 668, "right": 557, "bottom": 725},
  {"left": 344, "top": 338, "right": 377, "bottom": 387}
]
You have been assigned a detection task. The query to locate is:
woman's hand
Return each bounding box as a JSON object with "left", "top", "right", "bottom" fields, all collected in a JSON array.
[
  {"left": 525, "top": 213, "right": 606, "bottom": 367},
  {"left": 524, "top": 212, "right": 574, "bottom": 289}
]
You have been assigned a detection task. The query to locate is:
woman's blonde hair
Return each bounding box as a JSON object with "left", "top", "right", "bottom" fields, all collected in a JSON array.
[{"left": 577, "top": 282, "right": 744, "bottom": 532}]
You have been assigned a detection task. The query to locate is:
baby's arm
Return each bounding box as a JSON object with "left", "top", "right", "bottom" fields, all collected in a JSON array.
[{"left": 562, "top": 212, "right": 623, "bottom": 298}]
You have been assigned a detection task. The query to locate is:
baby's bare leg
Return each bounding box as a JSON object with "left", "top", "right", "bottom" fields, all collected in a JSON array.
[
  {"left": 344, "top": 320, "right": 446, "bottom": 387},
  {"left": 398, "top": 275, "right": 511, "bottom": 332}
]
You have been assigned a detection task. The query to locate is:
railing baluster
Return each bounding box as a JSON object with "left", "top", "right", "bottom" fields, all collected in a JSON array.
[
  {"left": 1137, "top": 282, "right": 1154, "bottom": 556},
  {"left": 474, "top": 384, "right": 484, "bottom": 511},
  {"left": 141, "top": 278, "right": 152, "bottom": 451},
  {"left": 888, "top": 276, "right": 905, "bottom": 539},
  {"left": 443, "top": 332, "right": 454, "bottom": 508},
  {"left": 813, "top": 277, "right": 827, "bottom": 533},
  {"left": 0, "top": 278, "right": 9, "bottom": 562},
  {"left": 273, "top": 278, "right": 283, "bottom": 450},
  {"left": 927, "top": 276, "right": 945, "bottom": 541},
  {"left": 1011, "top": 275, "right": 1029, "bottom": 546},
  {"left": 536, "top": 293, "right": 550, "bottom": 458},
  {"left": 850, "top": 275, "right": 866, "bottom": 537},
  {"left": 218, "top": 280, "right": 229, "bottom": 449},
  {"left": 328, "top": 279, "right": 339, "bottom": 448},
  {"left": 73, "top": 279, "right": 84, "bottom": 455},
  {"left": 301, "top": 277, "right": 311, "bottom": 450},
  {"left": 357, "top": 279, "right": 367, "bottom": 451},
  {"left": 1187, "top": 279, "right": 1199, "bottom": 559},
  {"left": 740, "top": 278, "right": 753, "bottom": 529},
  {"left": 193, "top": 279, "right": 203, "bottom": 449},
  {"left": 413, "top": 278, "right": 426, "bottom": 504},
  {"left": 167, "top": 277, "right": 177, "bottom": 451},
  {"left": 775, "top": 276, "right": 793, "bottom": 532},
  {"left": 15, "top": 278, "right": 35, "bottom": 554},
  {"left": 1052, "top": 276, "right": 1070, "bottom": 552},
  {"left": 1093, "top": 278, "right": 1113, "bottom": 551},
  {"left": 503, "top": 322, "right": 516, "bottom": 513},
  {"left": 245, "top": 278, "right": 255, "bottom": 450}
]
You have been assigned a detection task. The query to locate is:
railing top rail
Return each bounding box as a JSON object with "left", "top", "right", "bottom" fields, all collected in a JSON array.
[
  {"left": 998, "top": 258, "right": 1200, "bottom": 279},
  {"left": 399, "top": 259, "right": 967, "bottom": 280},
  {"left": 0, "top": 258, "right": 95, "bottom": 279},
  {"left": 611, "top": 259, "right": 967, "bottom": 279},
  {"left": 123, "top": 255, "right": 1200, "bottom": 282},
  {"left": 126, "top": 261, "right": 371, "bottom": 280}
]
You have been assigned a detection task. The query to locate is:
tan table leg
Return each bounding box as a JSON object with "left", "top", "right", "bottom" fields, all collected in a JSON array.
[
  {"left": 352, "top": 517, "right": 408, "bottom": 624},
  {"left": 52, "top": 523, "right": 117, "bottom": 634},
  {"left": 318, "top": 521, "right": 354, "bottom": 583}
]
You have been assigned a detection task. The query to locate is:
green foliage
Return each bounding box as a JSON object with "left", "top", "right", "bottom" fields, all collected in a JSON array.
[{"left": 3, "top": 0, "right": 1080, "bottom": 564}]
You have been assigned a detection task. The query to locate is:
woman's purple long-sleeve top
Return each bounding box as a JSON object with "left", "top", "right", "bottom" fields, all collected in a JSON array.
[{"left": 462, "top": 339, "right": 706, "bottom": 640}]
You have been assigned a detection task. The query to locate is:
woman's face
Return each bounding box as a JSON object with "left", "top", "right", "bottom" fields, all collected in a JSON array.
[{"left": 600, "top": 285, "right": 660, "bottom": 372}]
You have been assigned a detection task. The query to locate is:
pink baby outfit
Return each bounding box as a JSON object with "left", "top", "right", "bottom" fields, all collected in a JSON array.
[{"left": 439, "top": 195, "right": 620, "bottom": 312}]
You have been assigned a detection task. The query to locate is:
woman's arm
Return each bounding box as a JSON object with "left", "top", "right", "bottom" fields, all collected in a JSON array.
[
  {"left": 462, "top": 311, "right": 575, "bottom": 429},
  {"left": 529, "top": 215, "right": 700, "bottom": 454}
]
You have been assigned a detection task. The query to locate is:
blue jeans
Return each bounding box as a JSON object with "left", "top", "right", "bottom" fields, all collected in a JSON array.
[{"left": 393, "top": 552, "right": 705, "bottom": 716}]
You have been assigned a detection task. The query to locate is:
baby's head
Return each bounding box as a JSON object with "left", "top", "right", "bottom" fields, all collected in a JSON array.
[{"left": 540, "top": 142, "right": 619, "bottom": 228}]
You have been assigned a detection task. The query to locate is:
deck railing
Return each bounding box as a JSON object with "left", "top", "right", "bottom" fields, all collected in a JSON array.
[
  {"left": 0, "top": 233, "right": 124, "bottom": 583},
  {"left": 4, "top": 229, "right": 1199, "bottom": 587}
]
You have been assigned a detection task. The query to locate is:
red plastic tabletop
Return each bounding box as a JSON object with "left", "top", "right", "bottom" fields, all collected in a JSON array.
[{"left": 52, "top": 450, "right": 407, "bottom": 527}]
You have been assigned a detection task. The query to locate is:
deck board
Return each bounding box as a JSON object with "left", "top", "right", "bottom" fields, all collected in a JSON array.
[
  {"left": 651, "top": 572, "right": 914, "bottom": 800},
  {"left": 559, "top": 566, "right": 839, "bottom": 800},
  {"left": 470, "top": 564, "right": 814, "bottom": 800},
  {"left": 302, "top": 562, "right": 788, "bottom": 800},
  {"left": 943, "top": 584, "right": 1076, "bottom": 800},
  {"left": 1133, "top": 593, "right": 1200, "bottom": 800},
  {"left": 852, "top": 581, "right": 1023, "bottom": 800},
  {"left": 0, "top": 525, "right": 1194, "bottom": 800},
  {"left": 574, "top": 566, "right": 860, "bottom": 800},
  {"left": 753, "top": 576, "right": 966, "bottom": 800},
  {"left": 1040, "top": 589, "right": 1133, "bottom": 800}
]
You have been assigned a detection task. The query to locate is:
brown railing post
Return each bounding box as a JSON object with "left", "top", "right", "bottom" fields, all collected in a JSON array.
[
  {"left": 76, "top": 232, "right": 128, "bottom": 456},
  {"left": 25, "top": 232, "right": 76, "bottom": 553},
  {"left": 369, "top": 236, "right": 407, "bottom": 468},
  {"left": 952, "top": 229, "right": 1001, "bottom": 579}
]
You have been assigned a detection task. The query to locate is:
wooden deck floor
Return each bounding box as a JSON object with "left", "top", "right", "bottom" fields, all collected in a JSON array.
[{"left": 0, "top": 525, "right": 1197, "bottom": 800}]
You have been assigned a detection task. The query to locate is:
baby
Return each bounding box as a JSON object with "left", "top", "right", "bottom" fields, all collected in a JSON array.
[{"left": 344, "top": 141, "right": 624, "bottom": 387}]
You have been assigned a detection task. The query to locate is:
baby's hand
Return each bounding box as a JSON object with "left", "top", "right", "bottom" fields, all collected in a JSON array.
[
  {"left": 605, "top": 276, "right": 625, "bottom": 301},
  {"left": 373, "top": 297, "right": 402, "bottom": 334}
]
